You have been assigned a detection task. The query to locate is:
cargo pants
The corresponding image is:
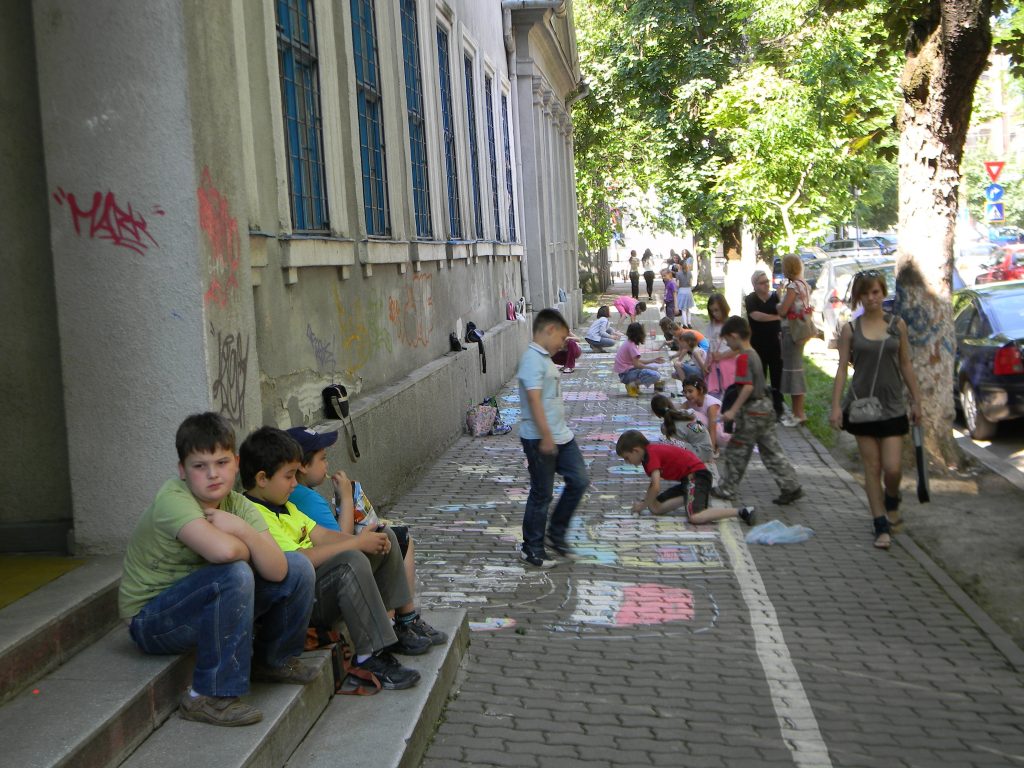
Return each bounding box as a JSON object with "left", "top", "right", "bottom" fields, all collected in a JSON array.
[{"left": 718, "top": 397, "right": 801, "bottom": 496}]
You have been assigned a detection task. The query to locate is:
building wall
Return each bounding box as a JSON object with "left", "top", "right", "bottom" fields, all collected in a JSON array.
[
  {"left": 0, "top": 2, "right": 73, "bottom": 552},
  {"left": 4, "top": 0, "right": 579, "bottom": 553}
]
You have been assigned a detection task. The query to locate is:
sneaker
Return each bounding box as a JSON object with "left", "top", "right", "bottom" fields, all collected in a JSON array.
[
  {"left": 179, "top": 692, "right": 262, "bottom": 727},
  {"left": 408, "top": 615, "right": 448, "bottom": 646},
  {"left": 387, "top": 620, "right": 432, "bottom": 656},
  {"left": 520, "top": 549, "right": 557, "bottom": 568},
  {"left": 251, "top": 656, "right": 320, "bottom": 685},
  {"left": 356, "top": 652, "right": 421, "bottom": 690},
  {"left": 738, "top": 506, "right": 756, "bottom": 526},
  {"left": 625, "top": 383, "right": 641, "bottom": 398},
  {"left": 710, "top": 485, "right": 734, "bottom": 500},
  {"left": 546, "top": 536, "right": 573, "bottom": 557},
  {"left": 772, "top": 486, "right": 805, "bottom": 505},
  {"left": 653, "top": 380, "right": 666, "bottom": 392}
]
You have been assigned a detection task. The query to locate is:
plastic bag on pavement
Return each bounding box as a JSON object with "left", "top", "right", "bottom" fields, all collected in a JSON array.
[{"left": 745, "top": 520, "right": 815, "bottom": 545}]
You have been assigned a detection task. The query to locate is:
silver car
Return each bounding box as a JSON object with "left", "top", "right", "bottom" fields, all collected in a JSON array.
[
  {"left": 810, "top": 255, "right": 891, "bottom": 343},
  {"left": 820, "top": 237, "right": 894, "bottom": 259}
]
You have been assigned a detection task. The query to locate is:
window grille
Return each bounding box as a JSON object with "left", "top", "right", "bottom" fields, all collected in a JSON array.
[
  {"left": 501, "top": 94, "right": 517, "bottom": 242},
  {"left": 351, "top": 0, "right": 390, "bottom": 235},
  {"left": 276, "top": 0, "right": 329, "bottom": 231},
  {"left": 484, "top": 74, "right": 501, "bottom": 242},
  {"left": 400, "top": 0, "right": 432, "bottom": 238},
  {"left": 436, "top": 26, "right": 462, "bottom": 239},
  {"left": 464, "top": 55, "right": 484, "bottom": 240}
]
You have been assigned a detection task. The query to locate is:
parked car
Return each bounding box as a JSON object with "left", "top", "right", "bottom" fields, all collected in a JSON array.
[
  {"left": 810, "top": 255, "right": 890, "bottom": 343},
  {"left": 987, "top": 225, "right": 1024, "bottom": 244},
  {"left": 974, "top": 245, "right": 1024, "bottom": 285},
  {"left": 820, "top": 237, "right": 895, "bottom": 259},
  {"left": 953, "top": 280, "right": 1024, "bottom": 438}
]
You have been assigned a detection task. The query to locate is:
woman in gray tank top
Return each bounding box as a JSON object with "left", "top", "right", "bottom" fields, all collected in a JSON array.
[{"left": 829, "top": 272, "right": 922, "bottom": 550}]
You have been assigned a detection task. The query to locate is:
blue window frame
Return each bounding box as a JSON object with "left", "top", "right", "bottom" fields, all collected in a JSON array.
[
  {"left": 351, "top": 0, "right": 390, "bottom": 236},
  {"left": 484, "top": 75, "right": 501, "bottom": 242},
  {"left": 464, "top": 55, "right": 484, "bottom": 240},
  {"left": 436, "top": 26, "right": 461, "bottom": 239},
  {"left": 400, "top": 0, "right": 432, "bottom": 239},
  {"left": 501, "top": 94, "right": 517, "bottom": 242},
  {"left": 276, "top": 0, "right": 329, "bottom": 231}
]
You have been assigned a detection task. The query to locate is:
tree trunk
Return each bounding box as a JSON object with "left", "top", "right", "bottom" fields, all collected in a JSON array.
[{"left": 896, "top": 0, "right": 991, "bottom": 469}]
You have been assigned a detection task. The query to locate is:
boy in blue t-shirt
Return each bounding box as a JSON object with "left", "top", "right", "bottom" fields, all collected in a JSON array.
[
  {"left": 517, "top": 308, "right": 590, "bottom": 568},
  {"left": 285, "top": 426, "right": 446, "bottom": 647}
]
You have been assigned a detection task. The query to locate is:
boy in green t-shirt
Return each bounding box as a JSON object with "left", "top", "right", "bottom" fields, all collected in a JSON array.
[
  {"left": 239, "top": 426, "right": 424, "bottom": 690},
  {"left": 119, "top": 413, "right": 318, "bottom": 727}
]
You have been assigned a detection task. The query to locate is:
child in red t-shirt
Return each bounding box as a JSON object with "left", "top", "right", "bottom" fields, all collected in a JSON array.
[{"left": 615, "top": 430, "right": 755, "bottom": 525}]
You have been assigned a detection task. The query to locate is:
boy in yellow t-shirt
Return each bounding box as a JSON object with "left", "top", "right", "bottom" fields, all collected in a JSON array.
[
  {"left": 119, "top": 412, "right": 318, "bottom": 728},
  {"left": 239, "top": 426, "right": 425, "bottom": 690}
]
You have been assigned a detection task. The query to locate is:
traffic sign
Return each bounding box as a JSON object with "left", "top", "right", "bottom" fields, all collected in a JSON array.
[
  {"left": 986, "top": 202, "right": 1005, "bottom": 222},
  {"left": 985, "top": 183, "right": 1005, "bottom": 202},
  {"left": 985, "top": 161, "right": 1006, "bottom": 182}
]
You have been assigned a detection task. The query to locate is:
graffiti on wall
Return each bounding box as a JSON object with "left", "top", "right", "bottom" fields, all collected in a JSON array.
[
  {"left": 197, "top": 167, "right": 240, "bottom": 308},
  {"left": 388, "top": 273, "right": 434, "bottom": 348},
  {"left": 210, "top": 323, "right": 249, "bottom": 428},
  {"left": 52, "top": 187, "right": 164, "bottom": 255},
  {"left": 306, "top": 323, "right": 336, "bottom": 372},
  {"left": 332, "top": 284, "right": 393, "bottom": 378}
]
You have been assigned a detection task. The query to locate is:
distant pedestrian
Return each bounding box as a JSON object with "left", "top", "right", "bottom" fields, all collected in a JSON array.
[
  {"left": 517, "top": 309, "right": 590, "bottom": 567},
  {"left": 778, "top": 254, "right": 812, "bottom": 426},
  {"left": 643, "top": 267, "right": 657, "bottom": 299},
  {"left": 676, "top": 250, "right": 696, "bottom": 326},
  {"left": 661, "top": 269, "right": 678, "bottom": 318},
  {"left": 711, "top": 316, "right": 803, "bottom": 505},
  {"left": 628, "top": 250, "right": 641, "bottom": 299},
  {"left": 745, "top": 270, "right": 785, "bottom": 419},
  {"left": 616, "top": 430, "right": 754, "bottom": 525},
  {"left": 830, "top": 272, "right": 922, "bottom": 550}
]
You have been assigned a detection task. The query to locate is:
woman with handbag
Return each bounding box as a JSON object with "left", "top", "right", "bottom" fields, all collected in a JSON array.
[
  {"left": 777, "top": 254, "right": 814, "bottom": 426},
  {"left": 829, "top": 272, "right": 922, "bottom": 550}
]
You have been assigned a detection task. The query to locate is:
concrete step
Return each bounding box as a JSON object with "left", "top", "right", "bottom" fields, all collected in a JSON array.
[
  {"left": 287, "top": 608, "right": 468, "bottom": 768},
  {"left": 120, "top": 651, "right": 333, "bottom": 768},
  {"left": 0, "top": 624, "right": 194, "bottom": 768},
  {"left": 0, "top": 555, "right": 122, "bottom": 704}
]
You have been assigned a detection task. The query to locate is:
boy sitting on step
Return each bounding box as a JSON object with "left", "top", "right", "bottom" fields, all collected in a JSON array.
[
  {"left": 239, "top": 426, "right": 425, "bottom": 691},
  {"left": 119, "top": 412, "right": 318, "bottom": 727},
  {"left": 285, "top": 425, "right": 446, "bottom": 648}
]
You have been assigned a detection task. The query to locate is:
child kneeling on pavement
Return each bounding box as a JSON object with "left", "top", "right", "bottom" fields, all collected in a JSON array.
[
  {"left": 284, "top": 425, "right": 446, "bottom": 647},
  {"left": 239, "top": 426, "right": 425, "bottom": 690},
  {"left": 119, "top": 412, "right": 318, "bottom": 727},
  {"left": 616, "top": 429, "right": 755, "bottom": 525},
  {"left": 710, "top": 316, "right": 804, "bottom": 505}
]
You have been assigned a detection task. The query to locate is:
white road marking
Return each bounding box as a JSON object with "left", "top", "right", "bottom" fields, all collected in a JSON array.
[{"left": 721, "top": 523, "right": 834, "bottom": 767}]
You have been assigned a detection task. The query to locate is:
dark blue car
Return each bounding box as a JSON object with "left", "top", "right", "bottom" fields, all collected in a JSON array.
[{"left": 953, "top": 280, "right": 1024, "bottom": 438}]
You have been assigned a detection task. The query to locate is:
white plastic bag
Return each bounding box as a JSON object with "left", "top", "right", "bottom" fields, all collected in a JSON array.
[{"left": 745, "top": 520, "right": 815, "bottom": 545}]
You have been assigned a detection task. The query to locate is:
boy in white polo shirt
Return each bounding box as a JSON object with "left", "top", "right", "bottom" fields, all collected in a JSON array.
[{"left": 517, "top": 308, "right": 590, "bottom": 567}]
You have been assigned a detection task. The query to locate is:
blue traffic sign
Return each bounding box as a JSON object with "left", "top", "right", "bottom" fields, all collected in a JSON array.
[
  {"left": 986, "top": 202, "right": 1005, "bottom": 222},
  {"left": 985, "top": 183, "right": 1005, "bottom": 202}
]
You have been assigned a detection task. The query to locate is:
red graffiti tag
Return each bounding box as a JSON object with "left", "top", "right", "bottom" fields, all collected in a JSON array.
[
  {"left": 52, "top": 188, "right": 163, "bottom": 255},
  {"left": 197, "top": 167, "right": 240, "bottom": 308}
]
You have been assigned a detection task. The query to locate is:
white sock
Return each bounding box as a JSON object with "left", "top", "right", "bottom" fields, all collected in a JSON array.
[
  {"left": 355, "top": 654, "right": 371, "bottom": 664},
  {"left": 187, "top": 687, "right": 201, "bottom": 699}
]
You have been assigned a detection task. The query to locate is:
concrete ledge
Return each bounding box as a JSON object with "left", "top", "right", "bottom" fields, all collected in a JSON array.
[
  {"left": 286, "top": 609, "right": 468, "bottom": 768},
  {"left": 0, "top": 626, "right": 193, "bottom": 768},
  {"left": 121, "top": 651, "right": 333, "bottom": 768},
  {"left": 0, "top": 555, "right": 122, "bottom": 704}
]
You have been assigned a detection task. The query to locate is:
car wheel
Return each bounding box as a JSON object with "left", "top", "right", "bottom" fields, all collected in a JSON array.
[{"left": 961, "top": 382, "right": 997, "bottom": 440}]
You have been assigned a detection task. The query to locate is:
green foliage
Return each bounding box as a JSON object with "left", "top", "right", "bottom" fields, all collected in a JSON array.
[{"left": 574, "top": 0, "right": 901, "bottom": 252}]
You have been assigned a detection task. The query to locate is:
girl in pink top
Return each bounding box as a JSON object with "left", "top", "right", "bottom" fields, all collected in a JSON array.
[
  {"left": 614, "top": 322, "right": 664, "bottom": 393},
  {"left": 612, "top": 296, "right": 646, "bottom": 325}
]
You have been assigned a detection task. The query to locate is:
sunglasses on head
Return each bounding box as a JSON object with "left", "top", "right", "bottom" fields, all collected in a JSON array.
[{"left": 856, "top": 269, "right": 881, "bottom": 278}]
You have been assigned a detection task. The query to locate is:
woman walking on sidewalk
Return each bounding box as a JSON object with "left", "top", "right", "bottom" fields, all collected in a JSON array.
[{"left": 830, "top": 271, "right": 922, "bottom": 550}]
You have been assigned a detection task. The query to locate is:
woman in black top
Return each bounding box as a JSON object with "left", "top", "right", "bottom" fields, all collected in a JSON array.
[{"left": 744, "top": 270, "right": 784, "bottom": 419}]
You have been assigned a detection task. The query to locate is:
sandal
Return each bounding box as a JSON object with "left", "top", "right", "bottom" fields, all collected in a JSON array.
[{"left": 873, "top": 516, "right": 891, "bottom": 550}]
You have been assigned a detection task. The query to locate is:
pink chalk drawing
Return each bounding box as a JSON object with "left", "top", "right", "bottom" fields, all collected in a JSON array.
[
  {"left": 568, "top": 580, "right": 694, "bottom": 627},
  {"left": 52, "top": 188, "right": 164, "bottom": 255},
  {"left": 196, "top": 167, "right": 240, "bottom": 308}
]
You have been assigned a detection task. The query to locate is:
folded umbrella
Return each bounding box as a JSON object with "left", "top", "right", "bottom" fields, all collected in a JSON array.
[{"left": 913, "top": 424, "right": 930, "bottom": 503}]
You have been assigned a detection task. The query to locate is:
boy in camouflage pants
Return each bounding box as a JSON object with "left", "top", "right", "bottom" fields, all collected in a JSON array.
[{"left": 711, "top": 316, "right": 804, "bottom": 505}]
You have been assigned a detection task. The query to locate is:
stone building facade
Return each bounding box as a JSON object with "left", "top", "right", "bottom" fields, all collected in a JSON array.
[{"left": 1, "top": 0, "right": 582, "bottom": 554}]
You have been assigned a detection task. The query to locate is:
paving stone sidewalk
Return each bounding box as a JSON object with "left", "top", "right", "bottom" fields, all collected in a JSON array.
[{"left": 384, "top": 319, "right": 1024, "bottom": 768}]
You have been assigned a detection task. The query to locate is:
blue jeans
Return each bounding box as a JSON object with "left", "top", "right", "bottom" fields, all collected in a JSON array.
[
  {"left": 129, "top": 552, "right": 315, "bottom": 697},
  {"left": 619, "top": 368, "right": 660, "bottom": 386},
  {"left": 521, "top": 437, "right": 589, "bottom": 554}
]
